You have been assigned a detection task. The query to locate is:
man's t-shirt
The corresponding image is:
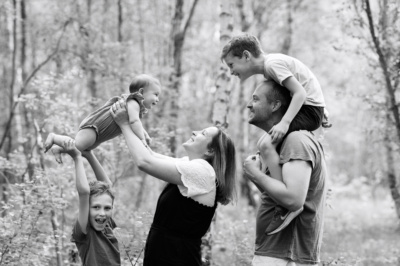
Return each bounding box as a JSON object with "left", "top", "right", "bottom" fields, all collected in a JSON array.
[
  {"left": 255, "top": 131, "right": 327, "bottom": 264},
  {"left": 71, "top": 218, "right": 121, "bottom": 266}
]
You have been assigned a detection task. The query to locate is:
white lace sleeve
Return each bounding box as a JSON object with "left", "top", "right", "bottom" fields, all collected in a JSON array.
[{"left": 175, "top": 158, "right": 216, "bottom": 207}]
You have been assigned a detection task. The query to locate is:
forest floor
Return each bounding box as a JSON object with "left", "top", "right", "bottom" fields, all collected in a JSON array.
[{"left": 209, "top": 186, "right": 400, "bottom": 266}]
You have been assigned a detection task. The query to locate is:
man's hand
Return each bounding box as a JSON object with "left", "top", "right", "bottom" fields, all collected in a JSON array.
[
  {"left": 268, "top": 120, "right": 290, "bottom": 143},
  {"left": 243, "top": 154, "right": 262, "bottom": 180}
]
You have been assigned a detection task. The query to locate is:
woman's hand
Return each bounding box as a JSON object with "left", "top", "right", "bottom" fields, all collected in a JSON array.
[{"left": 110, "top": 99, "right": 130, "bottom": 127}]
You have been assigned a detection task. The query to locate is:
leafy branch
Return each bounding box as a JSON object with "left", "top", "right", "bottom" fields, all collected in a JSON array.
[{"left": 0, "top": 19, "right": 71, "bottom": 151}]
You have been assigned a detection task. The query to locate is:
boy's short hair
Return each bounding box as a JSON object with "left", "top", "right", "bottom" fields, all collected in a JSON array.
[
  {"left": 221, "top": 33, "right": 263, "bottom": 60},
  {"left": 89, "top": 181, "right": 115, "bottom": 204},
  {"left": 129, "top": 74, "right": 160, "bottom": 93}
]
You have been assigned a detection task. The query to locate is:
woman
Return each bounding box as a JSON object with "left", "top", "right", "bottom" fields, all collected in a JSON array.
[{"left": 110, "top": 100, "right": 237, "bottom": 265}]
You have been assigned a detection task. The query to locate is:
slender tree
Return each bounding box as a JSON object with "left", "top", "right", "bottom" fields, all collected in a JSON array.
[
  {"left": 166, "top": 0, "right": 199, "bottom": 154},
  {"left": 361, "top": 0, "right": 400, "bottom": 220}
]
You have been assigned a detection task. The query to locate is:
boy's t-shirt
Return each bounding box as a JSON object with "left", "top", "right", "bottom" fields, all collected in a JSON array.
[
  {"left": 263, "top": 53, "right": 325, "bottom": 107},
  {"left": 71, "top": 218, "right": 121, "bottom": 266}
]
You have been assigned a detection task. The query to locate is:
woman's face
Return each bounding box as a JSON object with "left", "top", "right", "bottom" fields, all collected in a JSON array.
[{"left": 183, "top": 127, "right": 219, "bottom": 157}]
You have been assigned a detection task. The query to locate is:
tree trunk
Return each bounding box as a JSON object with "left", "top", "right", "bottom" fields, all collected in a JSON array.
[
  {"left": 201, "top": 2, "right": 234, "bottom": 264},
  {"left": 51, "top": 209, "right": 63, "bottom": 266},
  {"left": 281, "top": 0, "right": 293, "bottom": 55},
  {"left": 19, "top": 0, "right": 36, "bottom": 181},
  {"left": 211, "top": 0, "right": 233, "bottom": 128},
  {"left": 137, "top": 0, "right": 146, "bottom": 73},
  {"left": 363, "top": 0, "right": 400, "bottom": 224},
  {"left": 385, "top": 111, "right": 400, "bottom": 221},
  {"left": 167, "top": 0, "right": 199, "bottom": 154},
  {"left": 364, "top": 0, "right": 400, "bottom": 143},
  {"left": 4, "top": 0, "right": 18, "bottom": 157}
]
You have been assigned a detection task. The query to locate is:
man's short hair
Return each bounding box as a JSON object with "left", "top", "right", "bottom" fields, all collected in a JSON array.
[
  {"left": 262, "top": 80, "right": 291, "bottom": 113},
  {"left": 221, "top": 33, "right": 263, "bottom": 60}
]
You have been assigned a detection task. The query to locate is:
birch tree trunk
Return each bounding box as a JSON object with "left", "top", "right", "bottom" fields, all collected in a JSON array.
[
  {"left": 167, "top": 0, "right": 199, "bottom": 154},
  {"left": 201, "top": 2, "right": 234, "bottom": 264},
  {"left": 211, "top": 0, "right": 233, "bottom": 128},
  {"left": 385, "top": 110, "right": 400, "bottom": 221},
  {"left": 364, "top": 0, "right": 400, "bottom": 142},
  {"left": 363, "top": 0, "right": 400, "bottom": 222}
]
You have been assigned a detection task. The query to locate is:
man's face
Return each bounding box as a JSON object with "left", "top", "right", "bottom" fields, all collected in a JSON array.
[
  {"left": 224, "top": 51, "right": 253, "bottom": 80},
  {"left": 247, "top": 83, "right": 274, "bottom": 126}
]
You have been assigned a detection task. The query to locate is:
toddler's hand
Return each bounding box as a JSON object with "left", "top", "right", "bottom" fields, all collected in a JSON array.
[
  {"left": 268, "top": 120, "right": 289, "bottom": 143},
  {"left": 143, "top": 130, "right": 152, "bottom": 146}
]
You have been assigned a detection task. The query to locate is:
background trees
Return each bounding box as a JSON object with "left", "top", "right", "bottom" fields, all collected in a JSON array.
[{"left": 0, "top": 0, "right": 399, "bottom": 265}]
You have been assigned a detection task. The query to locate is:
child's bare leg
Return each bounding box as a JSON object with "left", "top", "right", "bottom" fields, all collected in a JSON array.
[
  {"left": 74, "top": 128, "right": 97, "bottom": 151},
  {"left": 50, "top": 136, "right": 82, "bottom": 164},
  {"left": 49, "top": 129, "right": 96, "bottom": 164}
]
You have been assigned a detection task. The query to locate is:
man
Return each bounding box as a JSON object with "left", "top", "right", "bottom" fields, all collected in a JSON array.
[{"left": 243, "top": 80, "right": 327, "bottom": 266}]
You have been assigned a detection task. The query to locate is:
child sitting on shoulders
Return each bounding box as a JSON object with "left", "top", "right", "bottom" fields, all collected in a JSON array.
[{"left": 222, "top": 33, "right": 331, "bottom": 235}]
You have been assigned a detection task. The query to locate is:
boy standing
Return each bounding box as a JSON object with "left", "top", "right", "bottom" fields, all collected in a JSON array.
[{"left": 57, "top": 138, "right": 120, "bottom": 265}]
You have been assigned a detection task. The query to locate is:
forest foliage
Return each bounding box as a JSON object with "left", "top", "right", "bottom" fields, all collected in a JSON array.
[{"left": 0, "top": 0, "right": 400, "bottom": 265}]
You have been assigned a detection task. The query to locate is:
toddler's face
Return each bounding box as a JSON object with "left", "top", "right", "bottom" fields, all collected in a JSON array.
[
  {"left": 142, "top": 83, "right": 161, "bottom": 109},
  {"left": 89, "top": 193, "right": 113, "bottom": 231}
]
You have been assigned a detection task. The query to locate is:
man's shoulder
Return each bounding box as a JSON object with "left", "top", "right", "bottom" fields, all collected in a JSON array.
[{"left": 282, "top": 130, "right": 320, "bottom": 149}]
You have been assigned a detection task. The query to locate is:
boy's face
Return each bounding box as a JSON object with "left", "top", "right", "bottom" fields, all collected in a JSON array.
[
  {"left": 142, "top": 83, "right": 161, "bottom": 109},
  {"left": 89, "top": 193, "right": 114, "bottom": 231},
  {"left": 224, "top": 51, "right": 253, "bottom": 80}
]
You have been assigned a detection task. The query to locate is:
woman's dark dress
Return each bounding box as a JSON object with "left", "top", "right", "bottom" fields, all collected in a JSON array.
[{"left": 143, "top": 184, "right": 217, "bottom": 266}]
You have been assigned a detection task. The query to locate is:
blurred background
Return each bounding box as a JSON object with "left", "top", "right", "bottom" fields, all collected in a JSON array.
[{"left": 0, "top": 0, "right": 399, "bottom": 265}]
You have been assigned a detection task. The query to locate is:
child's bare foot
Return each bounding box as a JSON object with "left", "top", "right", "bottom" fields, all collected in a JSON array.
[
  {"left": 44, "top": 133, "right": 56, "bottom": 153},
  {"left": 51, "top": 137, "right": 81, "bottom": 163},
  {"left": 44, "top": 133, "right": 73, "bottom": 153},
  {"left": 51, "top": 146, "right": 64, "bottom": 164}
]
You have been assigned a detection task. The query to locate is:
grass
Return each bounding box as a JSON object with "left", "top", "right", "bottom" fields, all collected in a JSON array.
[
  {"left": 321, "top": 187, "right": 400, "bottom": 266},
  {"left": 210, "top": 185, "right": 400, "bottom": 266}
]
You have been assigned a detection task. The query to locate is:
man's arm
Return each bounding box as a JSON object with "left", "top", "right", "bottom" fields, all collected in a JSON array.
[
  {"left": 244, "top": 155, "right": 311, "bottom": 211},
  {"left": 269, "top": 76, "right": 307, "bottom": 143}
]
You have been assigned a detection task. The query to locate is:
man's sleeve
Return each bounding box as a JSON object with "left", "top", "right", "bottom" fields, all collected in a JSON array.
[{"left": 279, "top": 131, "right": 316, "bottom": 169}]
